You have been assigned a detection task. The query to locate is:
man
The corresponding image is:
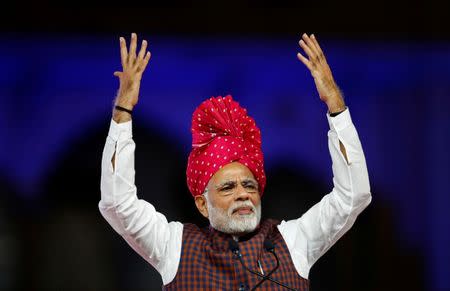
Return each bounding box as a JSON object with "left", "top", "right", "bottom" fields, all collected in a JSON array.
[{"left": 99, "top": 33, "right": 371, "bottom": 290}]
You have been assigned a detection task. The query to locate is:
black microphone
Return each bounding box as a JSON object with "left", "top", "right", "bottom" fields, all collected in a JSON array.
[
  {"left": 264, "top": 239, "right": 275, "bottom": 252},
  {"left": 251, "top": 239, "right": 280, "bottom": 290},
  {"left": 228, "top": 238, "right": 298, "bottom": 291},
  {"left": 228, "top": 238, "right": 241, "bottom": 257}
]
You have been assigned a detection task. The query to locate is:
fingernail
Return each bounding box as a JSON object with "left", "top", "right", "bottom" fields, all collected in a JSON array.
[
  {"left": 312, "top": 34, "right": 315, "bottom": 38},
  {"left": 119, "top": 37, "right": 124, "bottom": 42}
]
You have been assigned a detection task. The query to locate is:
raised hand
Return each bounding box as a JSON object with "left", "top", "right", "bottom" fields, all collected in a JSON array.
[
  {"left": 113, "top": 33, "right": 151, "bottom": 113},
  {"left": 297, "top": 33, "right": 346, "bottom": 114}
]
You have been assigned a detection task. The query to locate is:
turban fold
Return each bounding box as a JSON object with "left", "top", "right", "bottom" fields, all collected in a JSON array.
[{"left": 186, "top": 95, "right": 266, "bottom": 197}]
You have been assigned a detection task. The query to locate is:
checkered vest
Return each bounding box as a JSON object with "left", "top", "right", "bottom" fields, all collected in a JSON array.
[{"left": 163, "top": 219, "right": 309, "bottom": 290}]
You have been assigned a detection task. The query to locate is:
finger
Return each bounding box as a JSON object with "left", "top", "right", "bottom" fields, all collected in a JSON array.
[
  {"left": 137, "top": 39, "right": 148, "bottom": 60},
  {"left": 144, "top": 51, "right": 151, "bottom": 63},
  {"left": 129, "top": 33, "right": 137, "bottom": 63},
  {"left": 119, "top": 37, "right": 128, "bottom": 68},
  {"left": 303, "top": 34, "right": 319, "bottom": 51},
  {"left": 299, "top": 39, "right": 315, "bottom": 60},
  {"left": 139, "top": 51, "right": 152, "bottom": 72},
  {"left": 311, "top": 34, "right": 325, "bottom": 57},
  {"left": 297, "top": 52, "right": 312, "bottom": 70},
  {"left": 302, "top": 34, "right": 320, "bottom": 58},
  {"left": 113, "top": 71, "right": 122, "bottom": 77}
]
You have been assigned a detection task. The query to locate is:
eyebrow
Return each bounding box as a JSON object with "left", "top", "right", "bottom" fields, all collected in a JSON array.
[
  {"left": 214, "top": 181, "right": 235, "bottom": 190},
  {"left": 242, "top": 179, "right": 258, "bottom": 186},
  {"left": 214, "top": 178, "right": 258, "bottom": 189}
]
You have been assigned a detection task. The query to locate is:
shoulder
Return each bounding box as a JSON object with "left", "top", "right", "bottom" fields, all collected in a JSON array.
[
  {"left": 181, "top": 223, "right": 209, "bottom": 239},
  {"left": 260, "top": 218, "right": 282, "bottom": 231},
  {"left": 257, "top": 218, "right": 282, "bottom": 240}
]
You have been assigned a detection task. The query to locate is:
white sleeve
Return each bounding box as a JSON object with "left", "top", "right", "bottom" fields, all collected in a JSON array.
[
  {"left": 98, "top": 119, "right": 183, "bottom": 285},
  {"left": 277, "top": 108, "right": 372, "bottom": 279}
]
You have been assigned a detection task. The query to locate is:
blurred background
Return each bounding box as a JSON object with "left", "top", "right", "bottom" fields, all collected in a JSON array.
[{"left": 1, "top": 1, "right": 449, "bottom": 290}]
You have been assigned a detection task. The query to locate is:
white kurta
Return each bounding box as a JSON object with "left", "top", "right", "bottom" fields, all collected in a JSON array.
[{"left": 99, "top": 108, "right": 371, "bottom": 285}]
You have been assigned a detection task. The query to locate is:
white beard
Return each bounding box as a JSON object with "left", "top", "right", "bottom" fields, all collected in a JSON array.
[{"left": 206, "top": 199, "right": 261, "bottom": 235}]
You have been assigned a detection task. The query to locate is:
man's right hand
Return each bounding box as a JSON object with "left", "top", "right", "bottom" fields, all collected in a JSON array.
[{"left": 113, "top": 33, "right": 151, "bottom": 123}]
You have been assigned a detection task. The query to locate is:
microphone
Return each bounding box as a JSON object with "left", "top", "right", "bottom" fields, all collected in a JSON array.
[
  {"left": 228, "top": 238, "right": 265, "bottom": 277},
  {"left": 228, "top": 238, "right": 298, "bottom": 291},
  {"left": 251, "top": 239, "right": 280, "bottom": 290},
  {"left": 264, "top": 239, "right": 275, "bottom": 252},
  {"left": 228, "top": 238, "right": 241, "bottom": 257}
]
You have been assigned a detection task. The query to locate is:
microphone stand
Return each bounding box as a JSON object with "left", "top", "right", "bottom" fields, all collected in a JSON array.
[
  {"left": 228, "top": 239, "right": 298, "bottom": 291},
  {"left": 251, "top": 249, "right": 279, "bottom": 290}
]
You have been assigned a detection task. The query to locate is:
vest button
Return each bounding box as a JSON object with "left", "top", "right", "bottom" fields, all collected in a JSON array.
[{"left": 238, "top": 283, "right": 247, "bottom": 291}]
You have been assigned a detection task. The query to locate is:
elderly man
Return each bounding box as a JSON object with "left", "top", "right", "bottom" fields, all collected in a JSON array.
[{"left": 99, "top": 33, "right": 371, "bottom": 290}]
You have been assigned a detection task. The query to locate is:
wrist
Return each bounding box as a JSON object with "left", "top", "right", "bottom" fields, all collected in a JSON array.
[
  {"left": 326, "top": 98, "right": 346, "bottom": 114},
  {"left": 115, "top": 105, "right": 133, "bottom": 114},
  {"left": 112, "top": 102, "right": 133, "bottom": 123},
  {"left": 112, "top": 95, "right": 135, "bottom": 123},
  {"left": 329, "top": 107, "right": 346, "bottom": 117},
  {"left": 114, "top": 101, "right": 134, "bottom": 111},
  {"left": 113, "top": 108, "right": 132, "bottom": 123}
]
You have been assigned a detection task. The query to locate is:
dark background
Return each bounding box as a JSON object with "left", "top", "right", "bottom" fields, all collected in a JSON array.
[{"left": 1, "top": 1, "right": 449, "bottom": 290}]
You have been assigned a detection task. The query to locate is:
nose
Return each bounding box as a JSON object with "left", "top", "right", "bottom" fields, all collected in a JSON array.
[{"left": 234, "top": 184, "right": 251, "bottom": 201}]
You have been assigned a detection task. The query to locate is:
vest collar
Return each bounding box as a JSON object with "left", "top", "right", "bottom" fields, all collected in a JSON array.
[{"left": 207, "top": 223, "right": 262, "bottom": 252}]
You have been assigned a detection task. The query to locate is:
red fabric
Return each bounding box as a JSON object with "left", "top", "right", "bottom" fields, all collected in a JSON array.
[{"left": 186, "top": 95, "right": 266, "bottom": 197}]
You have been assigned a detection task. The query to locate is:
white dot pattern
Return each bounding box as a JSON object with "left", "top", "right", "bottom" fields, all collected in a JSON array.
[{"left": 187, "top": 95, "right": 266, "bottom": 197}]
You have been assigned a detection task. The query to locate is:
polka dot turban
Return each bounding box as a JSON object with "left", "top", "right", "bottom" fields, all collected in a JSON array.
[{"left": 186, "top": 95, "right": 266, "bottom": 197}]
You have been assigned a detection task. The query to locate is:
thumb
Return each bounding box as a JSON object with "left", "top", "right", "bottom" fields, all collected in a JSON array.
[{"left": 113, "top": 71, "right": 122, "bottom": 78}]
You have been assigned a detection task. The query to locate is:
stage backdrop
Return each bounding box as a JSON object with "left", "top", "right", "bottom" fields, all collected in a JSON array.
[{"left": 0, "top": 35, "right": 448, "bottom": 290}]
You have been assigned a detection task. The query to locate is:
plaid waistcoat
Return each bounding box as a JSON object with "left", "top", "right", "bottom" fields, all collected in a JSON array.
[{"left": 163, "top": 219, "right": 309, "bottom": 290}]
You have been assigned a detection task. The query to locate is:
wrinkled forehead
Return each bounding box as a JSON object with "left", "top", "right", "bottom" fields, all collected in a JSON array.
[{"left": 208, "top": 162, "right": 256, "bottom": 186}]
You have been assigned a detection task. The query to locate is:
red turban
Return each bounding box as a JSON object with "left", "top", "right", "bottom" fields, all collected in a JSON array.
[{"left": 186, "top": 95, "right": 266, "bottom": 197}]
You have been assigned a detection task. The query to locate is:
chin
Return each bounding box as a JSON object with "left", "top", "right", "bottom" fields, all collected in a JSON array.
[{"left": 233, "top": 212, "right": 255, "bottom": 218}]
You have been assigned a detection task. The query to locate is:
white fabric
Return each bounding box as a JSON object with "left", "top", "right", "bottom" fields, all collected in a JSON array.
[{"left": 99, "top": 108, "right": 371, "bottom": 284}]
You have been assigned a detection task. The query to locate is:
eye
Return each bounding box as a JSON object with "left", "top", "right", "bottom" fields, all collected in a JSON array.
[
  {"left": 244, "top": 184, "right": 258, "bottom": 192},
  {"left": 220, "top": 185, "right": 234, "bottom": 192},
  {"left": 219, "top": 186, "right": 234, "bottom": 196}
]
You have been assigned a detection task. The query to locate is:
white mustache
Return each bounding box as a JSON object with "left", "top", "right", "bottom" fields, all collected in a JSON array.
[{"left": 228, "top": 201, "right": 256, "bottom": 216}]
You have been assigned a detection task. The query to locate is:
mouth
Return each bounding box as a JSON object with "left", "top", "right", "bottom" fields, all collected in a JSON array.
[{"left": 232, "top": 207, "right": 254, "bottom": 215}]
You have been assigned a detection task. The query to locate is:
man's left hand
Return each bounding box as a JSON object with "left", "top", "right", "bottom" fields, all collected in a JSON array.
[{"left": 297, "top": 33, "right": 346, "bottom": 113}]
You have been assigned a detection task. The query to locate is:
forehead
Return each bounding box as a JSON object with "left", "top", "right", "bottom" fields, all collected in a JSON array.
[{"left": 209, "top": 162, "right": 255, "bottom": 185}]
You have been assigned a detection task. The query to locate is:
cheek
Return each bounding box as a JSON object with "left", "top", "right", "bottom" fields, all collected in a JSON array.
[
  {"left": 213, "top": 197, "right": 233, "bottom": 211},
  {"left": 251, "top": 195, "right": 261, "bottom": 207}
]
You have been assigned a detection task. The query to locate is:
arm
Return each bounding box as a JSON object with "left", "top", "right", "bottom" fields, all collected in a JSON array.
[
  {"left": 297, "top": 33, "right": 349, "bottom": 161},
  {"left": 99, "top": 33, "right": 182, "bottom": 285},
  {"left": 110, "top": 32, "right": 149, "bottom": 166},
  {"left": 278, "top": 34, "right": 371, "bottom": 279}
]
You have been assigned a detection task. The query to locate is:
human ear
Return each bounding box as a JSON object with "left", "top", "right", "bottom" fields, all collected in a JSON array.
[{"left": 194, "top": 195, "right": 209, "bottom": 218}]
